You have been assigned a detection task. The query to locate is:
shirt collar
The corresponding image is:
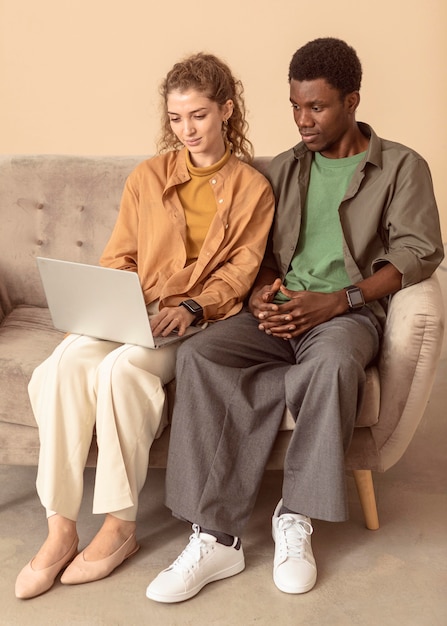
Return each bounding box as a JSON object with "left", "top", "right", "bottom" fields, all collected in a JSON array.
[{"left": 292, "top": 122, "right": 382, "bottom": 170}]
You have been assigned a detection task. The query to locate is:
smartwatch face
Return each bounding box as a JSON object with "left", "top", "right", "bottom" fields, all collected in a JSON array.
[
  {"left": 347, "top": 288, "right": 365, "bottom": 308},
  {"left": 185, "top": 300, "right": 202, "bottom": 314},
  {"left": 181, "top": 299, "right": 203, "bottom": 317}
]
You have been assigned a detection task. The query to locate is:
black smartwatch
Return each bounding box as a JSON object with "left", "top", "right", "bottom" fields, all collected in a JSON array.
[
  {"left": 179, "top": 299, "right": 203, "bottom": 324},
  {"left": 345, "top": 285, "right": 365, "bottom": 311}
]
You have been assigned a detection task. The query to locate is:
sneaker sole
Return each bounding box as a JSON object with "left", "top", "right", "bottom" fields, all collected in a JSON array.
[{"left": 146, "top": 558, "right": 245, "bottom": 603}]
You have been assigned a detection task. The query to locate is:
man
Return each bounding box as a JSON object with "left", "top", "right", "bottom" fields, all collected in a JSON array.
[{"left": 146, "top": 38, "right": 443, "bottom": 602}]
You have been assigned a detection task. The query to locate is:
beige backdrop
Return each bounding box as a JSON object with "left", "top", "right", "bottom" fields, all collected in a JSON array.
[{"left": 1, "top": 0, "right": 446, "bottom": 235}]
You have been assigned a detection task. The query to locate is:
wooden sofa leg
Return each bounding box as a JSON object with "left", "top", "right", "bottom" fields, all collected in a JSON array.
[{"left": 352, "top": 469, "right": 380, "bottom": 530}]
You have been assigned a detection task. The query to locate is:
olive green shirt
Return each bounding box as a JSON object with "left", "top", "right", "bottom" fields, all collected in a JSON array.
[{"left": 264, "top": 123, "right": 444, "bottom": 327}]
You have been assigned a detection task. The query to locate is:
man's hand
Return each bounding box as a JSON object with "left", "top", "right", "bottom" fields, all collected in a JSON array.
[
  {"left": 150, "top": 306, "right": 195, "bottom": 337},
  {"left": 254, "top": 284, "right": 346, "bottom": 339},
  {"left": 249, "top": 262, "right": 403, "bottom": 339}
]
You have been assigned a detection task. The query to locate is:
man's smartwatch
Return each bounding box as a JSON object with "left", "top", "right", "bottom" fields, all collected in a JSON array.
[
  {"left": 179, "top": 299, "right": 203, "bottom": 324},
  {"left": 345, "top": 285, "right": 365, "bottom": 311}
]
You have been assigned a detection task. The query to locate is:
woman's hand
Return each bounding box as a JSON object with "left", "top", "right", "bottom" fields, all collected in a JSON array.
[
  {"left": 248, "top": 277, "right": 282, "bottom": 319},
  {"left": 150, "top": 306, "right": 195, "bottom": 337}
]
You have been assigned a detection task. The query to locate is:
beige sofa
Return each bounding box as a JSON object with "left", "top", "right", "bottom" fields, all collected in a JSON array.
[{"left": 0, "top": 155, "right": 444, "bottom": 528}]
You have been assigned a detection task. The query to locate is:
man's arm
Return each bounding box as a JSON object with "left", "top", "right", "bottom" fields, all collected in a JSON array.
[{"left": 252, "top": 263, "right": 402, "bottom": 339}]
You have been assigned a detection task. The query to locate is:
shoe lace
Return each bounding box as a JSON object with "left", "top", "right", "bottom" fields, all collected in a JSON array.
[
  {"left": 277, "top": 515, "right": 313, "bottom": 559},
  {"left": 170, "top": 524, "right": 212, "bottom": 574}
]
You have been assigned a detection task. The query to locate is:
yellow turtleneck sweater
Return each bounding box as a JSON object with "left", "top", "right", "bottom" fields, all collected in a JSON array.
[{"left": 177, "top": 146, "right": 231, "bottom": 264}]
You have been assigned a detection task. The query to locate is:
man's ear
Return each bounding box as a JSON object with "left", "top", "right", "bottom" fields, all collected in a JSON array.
[{"left": 346, "top": 91, "right": 361, "bottom": 113}]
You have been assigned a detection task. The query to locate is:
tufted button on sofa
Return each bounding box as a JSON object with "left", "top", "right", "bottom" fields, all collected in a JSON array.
[{"left": 0, "top": 155, "right": 444, "bottom": 530}]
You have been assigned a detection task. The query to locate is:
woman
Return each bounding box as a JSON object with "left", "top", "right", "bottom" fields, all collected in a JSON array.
[{"left": 15, "top": 52, "right": 275, "bottom": 599}]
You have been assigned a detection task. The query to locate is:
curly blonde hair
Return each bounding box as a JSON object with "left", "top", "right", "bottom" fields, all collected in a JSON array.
[{"left": 157, "top": 53, "right": 253, "bottom": 162}]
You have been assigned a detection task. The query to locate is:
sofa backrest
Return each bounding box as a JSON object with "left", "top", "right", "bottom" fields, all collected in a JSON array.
[{"left": 0, "top": 155, "right": 272, "bottom": 315}]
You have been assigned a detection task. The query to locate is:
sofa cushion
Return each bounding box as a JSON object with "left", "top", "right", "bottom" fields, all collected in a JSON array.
[
  {"left": 1, "top": 303, "right": 380, "bottom": 432},
  {"left": 0, "top": 155, "right": 143, "bottom": 313},
  {"left": 0, "top": 305, "right": 63, "bottom": 427}
]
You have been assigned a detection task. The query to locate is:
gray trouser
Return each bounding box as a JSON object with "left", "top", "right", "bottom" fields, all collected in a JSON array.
[{"left": 165, "top": 308, "right": 380, "bottom": 535}]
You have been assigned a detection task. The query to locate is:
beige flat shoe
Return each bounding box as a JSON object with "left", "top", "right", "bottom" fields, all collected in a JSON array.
[
  {"left": 15, "top": 536, "right": 78, "bottom": 599},
  {"left": 60, "top": 533, "right": 139, "bottom": 585}
]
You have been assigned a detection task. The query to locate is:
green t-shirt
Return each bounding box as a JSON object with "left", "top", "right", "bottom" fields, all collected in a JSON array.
[{"left": 275, "top": 150, "right": 366, "bottom": 303}]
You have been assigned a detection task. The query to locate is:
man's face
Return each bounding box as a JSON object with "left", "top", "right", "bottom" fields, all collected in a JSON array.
[{"left": 289, "top": 78, "right": 358, "bottom": 158}]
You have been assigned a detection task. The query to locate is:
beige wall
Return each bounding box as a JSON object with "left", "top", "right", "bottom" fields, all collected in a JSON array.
[{"left": 2, "top": 0, "right": 446, "bottom": 235}]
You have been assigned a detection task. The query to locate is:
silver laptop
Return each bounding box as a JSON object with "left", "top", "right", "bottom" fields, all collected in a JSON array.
[{"left": 36, "top": 257, "right": 202, "bottom": 349}]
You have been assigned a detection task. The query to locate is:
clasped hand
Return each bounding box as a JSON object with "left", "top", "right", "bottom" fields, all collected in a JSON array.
[{"left": 249, "top": 278, "right": 340, "bottom": 339}]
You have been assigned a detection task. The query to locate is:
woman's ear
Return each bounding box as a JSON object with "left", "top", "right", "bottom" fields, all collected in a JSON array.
[{"left": 223, "top": 99, "right": 234, "bottom": 121}]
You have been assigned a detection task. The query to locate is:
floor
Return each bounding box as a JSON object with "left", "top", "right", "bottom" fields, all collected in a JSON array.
[{"left": 1, "top": 354, "right": 446, "bottom": 626}]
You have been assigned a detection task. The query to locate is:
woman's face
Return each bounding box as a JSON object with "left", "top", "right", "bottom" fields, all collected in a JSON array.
[{"left": 167, "top": 89, "right": 233, "bottom": 167}]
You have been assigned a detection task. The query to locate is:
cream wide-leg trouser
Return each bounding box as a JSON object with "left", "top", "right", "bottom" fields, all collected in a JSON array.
[{"left": 29, "top": 332, "right": 177, "bottom": 522}]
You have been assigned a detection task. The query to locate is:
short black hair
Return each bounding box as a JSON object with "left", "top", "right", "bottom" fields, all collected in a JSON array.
[{"left": 288, "top": 38, "right": 362, "bottom": 96}]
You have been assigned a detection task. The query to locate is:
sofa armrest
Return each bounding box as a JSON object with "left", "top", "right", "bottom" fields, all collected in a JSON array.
[
  {"left": 370, "top": 273, "right": 445, "bottom": 471},
  {"left": 0, "top": 278, "right": 10, "bottom": 324}
]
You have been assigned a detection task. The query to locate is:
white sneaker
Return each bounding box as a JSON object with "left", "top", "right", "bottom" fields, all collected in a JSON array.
[
  {"left": 272, "top": 499, "right": 317, "bottom": 594},
  {"left": 146, "top": 524, "right": 245, "bottom": 603}
]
